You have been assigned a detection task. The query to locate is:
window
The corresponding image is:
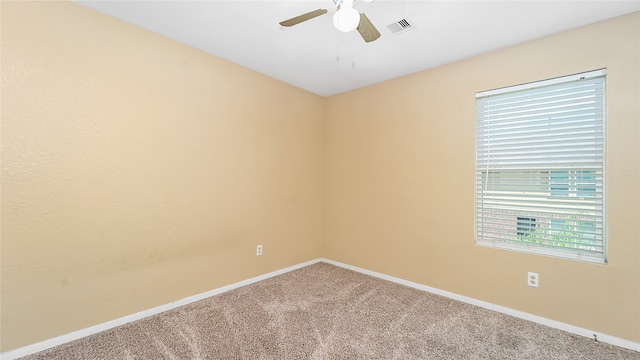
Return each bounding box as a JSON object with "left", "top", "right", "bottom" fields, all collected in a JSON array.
[
  {"left": 517, "top": 217, "right": 536, "bottom": 237},
  {"left": 475, "top": 69, "right": 606, "bottom": 263},
  {"left": 549, "top": 171, "right": 570, "bottom": 196},
  {"left": 549, "top": 170, "right": 596, "bottom": 197}
]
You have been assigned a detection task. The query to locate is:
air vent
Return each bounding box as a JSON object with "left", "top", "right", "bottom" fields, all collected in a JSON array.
[{"left": 387, "top": 17, "right": 416, "bottom": 34}]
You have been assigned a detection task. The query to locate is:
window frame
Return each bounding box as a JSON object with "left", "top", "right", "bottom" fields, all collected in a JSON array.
[{"left": 474, "top": 69, "right": 607, "bottom": 264}]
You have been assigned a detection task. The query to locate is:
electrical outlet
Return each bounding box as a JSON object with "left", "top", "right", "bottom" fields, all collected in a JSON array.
[
  {"left": 256, "top": 245, "right": 263, "bottom": 256},
  {"left": 528, "top": 272, "right": 539, "bottom": 288}
]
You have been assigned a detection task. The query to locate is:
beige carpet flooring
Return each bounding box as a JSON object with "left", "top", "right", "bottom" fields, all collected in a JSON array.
[{"left": 20, "top": 262, "right": 639, "bottom": 359}]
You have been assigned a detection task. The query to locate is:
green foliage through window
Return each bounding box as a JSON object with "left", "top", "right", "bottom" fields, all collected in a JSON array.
[{"left": 517, "top": 216, "right": 598, "bottom": 252}]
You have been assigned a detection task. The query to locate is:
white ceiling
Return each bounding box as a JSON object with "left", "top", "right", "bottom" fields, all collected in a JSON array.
[{"left": 76, "top": 1, "right": 639, "bottom": 97}]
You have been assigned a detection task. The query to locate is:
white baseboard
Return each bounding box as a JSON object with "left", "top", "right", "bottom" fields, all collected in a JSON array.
[
  {"left": 321, "top": 258, "right": 640, "bottom": 353},
  {"left": 0, "top": 258, "right": 322, "bottom": 360},
  {"left": 3, "top": 257, "right": 638, "bottom": 359}
]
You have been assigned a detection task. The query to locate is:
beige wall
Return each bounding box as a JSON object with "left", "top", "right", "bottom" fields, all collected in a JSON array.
[
  {"left": 324, "top": 12, "right": 639, "bottom": 343},
  {"left": 1, "top": 1, "right": 324, "bottom": 351},
  {"left": 2, "top": 0, "right": 639, "bottom": 353}
]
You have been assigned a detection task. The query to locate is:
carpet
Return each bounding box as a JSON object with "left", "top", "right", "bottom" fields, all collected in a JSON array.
[{"left": 19, "top": 262, "right": 639, "bottom": 359}]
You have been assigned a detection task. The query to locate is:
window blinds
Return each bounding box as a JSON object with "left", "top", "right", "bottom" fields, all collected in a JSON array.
[{"left": 475, "top": 69, "right": 606, "bottom": 263}]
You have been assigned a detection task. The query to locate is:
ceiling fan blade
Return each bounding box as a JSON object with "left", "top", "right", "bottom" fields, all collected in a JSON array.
[
  {"left": 357, "top": 13, "right": 381, "bottom": 43},
  {"left": 279, "top": 9, "right": 328, "bottom": 27}
]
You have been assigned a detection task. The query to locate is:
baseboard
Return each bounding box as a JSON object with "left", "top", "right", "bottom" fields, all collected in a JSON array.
[
  {"left": 0, "top": 258, "right": 322, "bottom": 360},
  {"left": 321, "top": 258, "right": 640, "bottom": 353}
]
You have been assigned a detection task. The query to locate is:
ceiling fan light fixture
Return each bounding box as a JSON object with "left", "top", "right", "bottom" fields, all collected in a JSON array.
[{"left": 333, "top": 1, "right": 360, "bottom": 32}]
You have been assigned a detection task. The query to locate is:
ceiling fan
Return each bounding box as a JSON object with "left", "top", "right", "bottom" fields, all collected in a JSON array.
[{"left": 279, "top": 0, "right": 381, "bottom": 43}]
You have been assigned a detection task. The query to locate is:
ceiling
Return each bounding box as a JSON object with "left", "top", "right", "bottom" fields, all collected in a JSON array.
[{"left": 76, "top": 1, "right": 639, "bottom": 97}]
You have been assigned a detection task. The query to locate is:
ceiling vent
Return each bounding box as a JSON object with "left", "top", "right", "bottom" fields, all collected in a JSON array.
[{"left": 387, "top": 17, "right": 416, "bottom": 34}]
